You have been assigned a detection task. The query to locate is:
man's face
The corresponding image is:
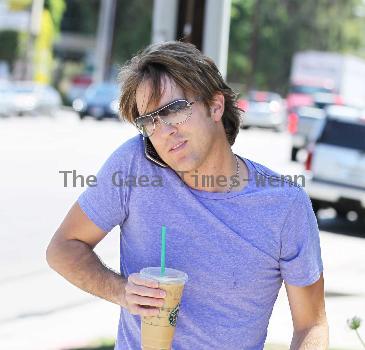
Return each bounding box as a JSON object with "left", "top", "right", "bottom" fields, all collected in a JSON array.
[{"left": 135, "top": 77, "right": 223, "bottom": 172}]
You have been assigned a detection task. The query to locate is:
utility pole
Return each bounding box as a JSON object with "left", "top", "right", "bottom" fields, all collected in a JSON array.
[
  {"left": 152, "top": 0, "right": 178, "bottom": 43},
  {"left": 202, "top": 0, "right": 231, "bottom": 80},
  {"left": 93, "top": 0, "right": 116, "bottom": 83}
]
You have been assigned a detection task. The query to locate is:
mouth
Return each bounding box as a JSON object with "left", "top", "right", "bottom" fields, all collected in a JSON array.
[{"left": 169, "top": 140, "right": 187, "bottom": 153}]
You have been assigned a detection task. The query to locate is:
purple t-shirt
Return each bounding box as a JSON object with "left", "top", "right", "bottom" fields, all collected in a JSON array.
[{"left": 78, "top": 135, "right": 323, "bottom": 350}]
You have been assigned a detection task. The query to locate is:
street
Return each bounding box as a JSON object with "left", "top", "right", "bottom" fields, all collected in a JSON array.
[{"left": 0, "top": 110, "right": 364, "bottom": 349}]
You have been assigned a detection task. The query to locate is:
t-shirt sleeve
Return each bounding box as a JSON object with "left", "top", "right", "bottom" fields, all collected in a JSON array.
[
  {"left": 77, "top": 148, "right": 129, "bottom": 233},
  {"left": 279, "top": 187, "right": 323, "bottom": 287}
]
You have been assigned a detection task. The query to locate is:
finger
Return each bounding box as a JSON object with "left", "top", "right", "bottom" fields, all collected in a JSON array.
[
  {"left": 136, "top": 305, "right": 161, "bottom": 317},
  {"left": 125, "top": 283, "right": 166, "bottom": 299},
  {"left": 128, "top": 273, "right": 159, "bottom": 289},
  {"left": 128, "top": 294, "right": 165, "bottom": 308}
]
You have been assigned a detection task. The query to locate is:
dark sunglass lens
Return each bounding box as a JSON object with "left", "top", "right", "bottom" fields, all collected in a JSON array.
[
  {"left": 159, "top": 101, "right": 188, "bottom": 116},
  {"left": 159, "top": 100, "right": 190, "bottom": 124},
  {"left": 170, "top": 100, "right": 188, "bottom": 111}
]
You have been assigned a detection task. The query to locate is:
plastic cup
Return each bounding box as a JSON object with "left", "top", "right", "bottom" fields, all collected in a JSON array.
[{"left": 140, "top": 267, "right": 188, "bottom": 350}]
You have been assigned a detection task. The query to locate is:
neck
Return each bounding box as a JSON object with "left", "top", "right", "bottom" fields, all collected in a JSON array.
[{"left": 177, "top": 140, "right": 238, "bottom": 193}]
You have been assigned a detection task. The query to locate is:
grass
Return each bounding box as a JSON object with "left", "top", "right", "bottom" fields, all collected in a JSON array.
[{"left": 65, "top": 338, "right": 114, "bottom": 350}]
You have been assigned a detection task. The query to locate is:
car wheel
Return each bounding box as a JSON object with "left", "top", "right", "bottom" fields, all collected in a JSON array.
[
  {"left": 291, "top": 147, "right": 299, "bottom": 162},
  {"left": 335, "top": 208, "right": 350, "bottom": 220}
]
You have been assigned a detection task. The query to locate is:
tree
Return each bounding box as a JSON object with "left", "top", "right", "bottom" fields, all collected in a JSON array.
[
  {"left": 111, "top": 0, "right": 153, "bottom": 64},
  {"left": 0, "top": 31, "right": 18, "bottom": 65},
  {"left": 228, "top": 0, "right": 365, "bottom": 94}
]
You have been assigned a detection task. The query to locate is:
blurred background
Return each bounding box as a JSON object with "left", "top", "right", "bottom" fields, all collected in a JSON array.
[{"left": 0, "top": 0, "right": 365, "bottom": 349}]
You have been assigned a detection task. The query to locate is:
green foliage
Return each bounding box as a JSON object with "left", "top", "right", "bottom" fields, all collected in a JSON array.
[
  {"left": 61, "top": 0, "right": 99, "bottom": 34},
  {"left": 348, "top": 316, "right": 362, "bottom": 330},
  {"left": 228, "top": 0, "right": 365, "bottom": 94},
  {"left": 111, "top": 0, "right": 153, "bottom": 64},
  {"left": 228, "top": 0, "right": 253, "bottom": 82},
  {"left": 347, "top": 316, "right": 365, "bottom": 348},
  {"left": 64, "top": 0, "right": 152, "bottom": 66},
  {"left": 0, "top": 31, "right": 18, "bottom": 64}
]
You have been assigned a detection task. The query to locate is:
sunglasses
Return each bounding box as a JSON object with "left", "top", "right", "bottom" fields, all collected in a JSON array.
[{"left": 134, "top": 98, "right": 199, "bottom": 137}]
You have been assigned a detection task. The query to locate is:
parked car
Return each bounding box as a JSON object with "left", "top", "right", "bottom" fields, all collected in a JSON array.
[
  {"left": 65, "top": 74, "right": 93, "bottom": 105},
  {"left": 305, "top": 112, "right": 365, "bottom": 220},
  {"left": 239, "top": 91, "right": 286, "bottom": 131},
  {"left": 288, "top": 106, "right": 325, "bottom": 161},
  {"left": 72, "top": 82, "right": 120, "bottom": 120},
  {"left": 312, "top": 92, "right": 343, "bottom": 109},
  {"left": 0, "top": 60, "right": 10, "bottom": 81},
  {"left": 286, "top": 80, "right": 334, "bottom": 112},
  {"left": 9, "top": 82, "right": 62, "bottom": 116},
  {"left": 325, "top": 104, "right": 362, "bottom": 120},
  {"left": 0, "top": 82, "right": 14, "bottom": 117}
]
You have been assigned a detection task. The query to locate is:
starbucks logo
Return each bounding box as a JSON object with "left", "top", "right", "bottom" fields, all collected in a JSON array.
[{"left": 168, "top": 303, "right": 180, "bottom": 327}]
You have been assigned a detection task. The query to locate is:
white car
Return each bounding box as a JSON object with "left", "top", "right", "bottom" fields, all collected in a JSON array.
[
  {"left": 9, "top": 82, "right": 62, "bottom": 116},
  {"left": 325, "top": 104, "right": 362, "bottom": 120},
  {"left": 239, "top": 91, "right": 286, "bottom": 131},
  {"left": 305, "top": 112, "right": 365, "bottom": 220},
  {"left": 0, "top": 83, "right": 14, "bottom": 117}
]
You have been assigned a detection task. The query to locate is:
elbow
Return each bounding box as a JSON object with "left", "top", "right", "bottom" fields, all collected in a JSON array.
[
  {"left": 46, "top": 235, "right": 66, "bottom": 271},
  {"left": 46, "top": 236, "right": 89, "bottom": 272},
  {"left": 46, "top": 239, "right": 57, "bottom": 270}
]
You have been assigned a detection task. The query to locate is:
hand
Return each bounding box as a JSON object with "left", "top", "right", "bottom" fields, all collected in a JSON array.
[{"left": 123, "top": 273, "right": 166, "bottom": 316}]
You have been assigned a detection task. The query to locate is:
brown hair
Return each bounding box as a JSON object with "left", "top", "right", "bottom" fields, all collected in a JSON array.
[{"left": 118, "top": 41, "right": 241, "bottom": 145}]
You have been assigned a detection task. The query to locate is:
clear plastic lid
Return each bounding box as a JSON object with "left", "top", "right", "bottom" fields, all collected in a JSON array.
[{"left": 140, "top": 267, "right": 188, "bottom": 285}]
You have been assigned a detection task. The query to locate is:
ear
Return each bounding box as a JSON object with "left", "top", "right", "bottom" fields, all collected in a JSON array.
[{"left": 210, "top": 92, "right": 225, "bottom": 122}]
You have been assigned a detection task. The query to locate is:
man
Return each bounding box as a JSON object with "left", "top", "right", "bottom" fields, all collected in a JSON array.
[{"left": 46, "top": 41, "right": 328, "bottom": 349}]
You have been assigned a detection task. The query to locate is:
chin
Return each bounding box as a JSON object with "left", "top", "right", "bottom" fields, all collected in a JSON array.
[{"left": 167, "top": 157, "right": 198, "bottom": 173}]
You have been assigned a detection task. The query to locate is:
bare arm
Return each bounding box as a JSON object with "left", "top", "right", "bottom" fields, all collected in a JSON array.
[
  {"left": 46, "top": 202, "right": 166, "bottom": 316},
  {"left": 286, "top": 273, "right": 329, "bottom": 349}
]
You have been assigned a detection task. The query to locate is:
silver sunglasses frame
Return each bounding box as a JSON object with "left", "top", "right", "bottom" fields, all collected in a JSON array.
[{"left": 134, "top": 98, "right": 196, "bottom": 137}]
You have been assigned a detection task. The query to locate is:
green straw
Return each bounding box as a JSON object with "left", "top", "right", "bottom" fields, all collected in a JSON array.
[{"left": 160, "top": 225, "right": 166, "bottom": 276}]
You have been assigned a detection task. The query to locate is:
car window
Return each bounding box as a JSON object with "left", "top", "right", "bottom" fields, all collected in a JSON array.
[
  {"left": 290, "top": 85, "right": 332, "bottom": 94},
  {"left": 318, "top": 119, "right": 365, "bottom": 151},
  {"left": 14, "top": 87, "right": 35, "bottom": 93},
  {"left": 85, "top": 84, "right": 119, "bottom": 100},
  {"left": 297, "top": 107, "right": 325, "bottom": 119}
]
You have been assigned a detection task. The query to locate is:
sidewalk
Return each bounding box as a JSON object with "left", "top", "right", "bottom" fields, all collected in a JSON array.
[{"left": 266, "top": 231, "right": 365, "bottom": 350}]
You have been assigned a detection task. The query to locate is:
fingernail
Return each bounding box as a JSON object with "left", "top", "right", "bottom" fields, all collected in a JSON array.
[{"left": 160, "top": 291, "right": 166, "bottom": 297}]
